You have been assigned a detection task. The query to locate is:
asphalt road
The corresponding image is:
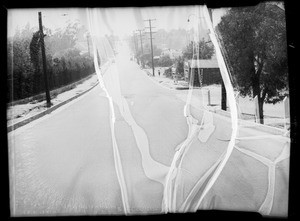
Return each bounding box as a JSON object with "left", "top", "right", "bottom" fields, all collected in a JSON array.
[
  {"left": 8, "top": 43, "right": 290, "bottom": 217},
  {"left": 8, "top": 45, "right": 190, "bottom": 215}
]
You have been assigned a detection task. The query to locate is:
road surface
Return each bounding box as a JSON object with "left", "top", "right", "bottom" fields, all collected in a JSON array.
[{"left": 8, "top": 44, "right": 290, "bottom": 217}]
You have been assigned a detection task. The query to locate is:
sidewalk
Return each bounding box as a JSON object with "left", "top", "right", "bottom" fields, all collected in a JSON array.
[
  {"left": 7, "top": 74, "right": 99, "bottom": 131},
  {"left": 143, "top": 68, "right": 189, "bottom": 90},
  {"left": 142, "top": 67, "right": 288, "bottom": 132},
  {"left": 6, "top": 60, "right": 115, "bottom": 132}
]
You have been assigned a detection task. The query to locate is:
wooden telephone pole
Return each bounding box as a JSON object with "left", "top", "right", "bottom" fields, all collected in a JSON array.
[
  {"left": 208, "top": 9, "right": 227, "bottom": 110},
  {"left": 38, "top": 12, "right": 51, "bottom": 107},
  {"left": 86, "top": 33, "right": 91, "bottom": 57},
  {"left": 132, "top": 31, "right": 138, "bottom": 61},
  {"left": 144, "top": 19, "right": 156, "bottom": 76},
  {"left": 136, "top": 29, "right": 144, "bottom": 55},
  {"left": 136, "top": 29, "right": 144, "bottom": 67}
]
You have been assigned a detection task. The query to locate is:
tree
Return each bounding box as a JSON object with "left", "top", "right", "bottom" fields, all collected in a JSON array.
[
  {"left": 154, "top": 28, "right": 188, "bottom": 51},
  {"left": 10, "top": 24, "right": 36, "bottom": 99},
  {"left": 29, "top": 30, "right": 44, "bottom": 93},
  {"left": 183, "top": 39, "right": 214, "bottom": 60},
  {"left": 217, "top": 2, "right": 288, "bottom": 124},
  {"left": 158, "top": 54, "right": 173, "bottom": 67},
  {"left": 153, "top": 45, "right": 162, "bottom": 57},
  {"left": 45, "top": 22, "right": 79, "bottom": 55},
  {"left": 140, "top": 53, "right": 152, "bottom": 67},
  {"left": 7, "top": 23, "right": 95, "bottom": 102},
  {"left": 164, "top": 67, "right": 173, "bottom": 78},
  {"left": 175, "top": 56, "right": 184, "bottom": 78},
  {"left": 143, "top": 43, "right": 162, "bottom": 57},
  {"left": 136, "top": 49, "right": 144, "bottom": 67}
]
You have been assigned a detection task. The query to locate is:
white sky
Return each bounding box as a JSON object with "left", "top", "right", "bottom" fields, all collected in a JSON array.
[
  {"left": 7, "top": 6, "right": 227, "bottom": 38},
  {"left": 7, "top": 8, "right": 84, "bottom": 36}
]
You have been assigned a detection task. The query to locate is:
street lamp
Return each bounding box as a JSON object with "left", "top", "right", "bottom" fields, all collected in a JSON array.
[
  {"left": 187, "top": 13, "right": 205, "bottom": 23},
  {"left": 187, "top": 14, "right": 212, "bottom": 50}
]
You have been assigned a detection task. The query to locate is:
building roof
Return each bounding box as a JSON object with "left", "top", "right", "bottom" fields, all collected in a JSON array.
[{"left": 188, "top": 59, "right": 219, "bottom": 69}]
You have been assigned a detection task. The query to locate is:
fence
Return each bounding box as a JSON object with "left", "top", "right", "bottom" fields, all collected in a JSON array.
[{"left": 7, "top": 73, "right": 96, "bottom": 107}]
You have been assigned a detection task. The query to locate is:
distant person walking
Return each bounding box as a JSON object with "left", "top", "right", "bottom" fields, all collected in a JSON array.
[
  {"left": 172, "top": 67, "right": 177, "bottom": 84},
  {"left": 158, "top": 70, "right": 160, "bottom": 76}
]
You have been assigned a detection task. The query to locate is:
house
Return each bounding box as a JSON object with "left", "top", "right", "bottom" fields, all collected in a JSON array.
[
  {"left": 153, "top": 56, "right": 160, "bottom": 63},
  {"left": 184, "top": 59, "right": 222, "bottom": 86}
]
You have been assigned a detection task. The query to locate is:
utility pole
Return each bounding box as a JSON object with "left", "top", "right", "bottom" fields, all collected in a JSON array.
[
  {"left": 136, "top": 29, "right": 144, "bottom": 55},
  {"left": 134, "top": 32, "right": 139, "bottom": 53},
  {"left": 133, "top": 31, "right": 139, "bottom": 63},
  {"left": 208, "top": 9, "right": 227, "bottom": 111},
  {"left": 38, "top": 12, "right": 51, "bottom": 107},
  {"left": 144, "top": 19, "right": 156, "bottom": 76},
  {"left": 136, "top": 29, "right": 144, "bottom": 67},
  {"left": 86, "top": 33, "right": 91, "bottom": 57},
  {"left": 132, "top": 31, "right": 138, "bottom": 61}
]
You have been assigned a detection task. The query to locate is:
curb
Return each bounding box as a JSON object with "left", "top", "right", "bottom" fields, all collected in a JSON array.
[
  {"left": 144, "top": 69, "right": 287, "bottom": 136},
  {"left": 214, "top": 109, "right": 287, "bottom": 135},
  {"left": 7, "top": 82, "right": 99, "bottom": 133},
  {"left": 174, "top": 86, "right": 190, "bottom": 90},
  {"left": 8, "top": 73, "right": 95, "bottom": 107},
  {"left": 7, "top": 61, "right": 114, "bottom": 133}
]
